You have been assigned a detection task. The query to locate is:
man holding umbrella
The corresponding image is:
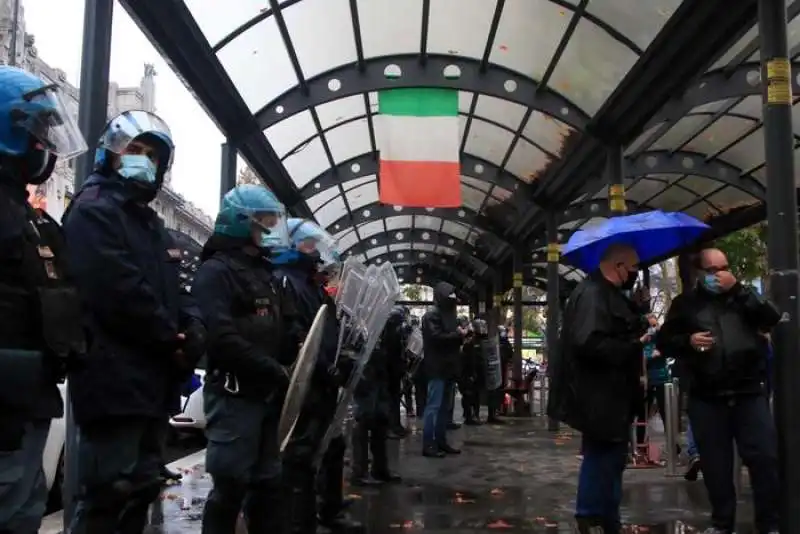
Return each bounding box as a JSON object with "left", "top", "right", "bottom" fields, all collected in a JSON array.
[
  {"left": 549, "top": 210, "right": 710, "bottom": 534},
  {"left": 553, "top": 243, "right": 650, "bottom": 533}
]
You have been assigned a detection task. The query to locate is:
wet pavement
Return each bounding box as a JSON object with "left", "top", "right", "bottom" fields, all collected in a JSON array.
[{"left": 146, "top": 410, "right": 762, "bottom": 533}]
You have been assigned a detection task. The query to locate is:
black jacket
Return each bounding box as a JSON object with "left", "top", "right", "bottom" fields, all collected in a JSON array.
[
  {"left": 63, "top": 174, "right": 203, "bottom": 425},
  {"left": 0, "top": 180, "right": 71, "bottom": 422},
  {"left": 657, "top": 283, "right": 779, "bottom": 398},
  {"left": 421, "top": 282, "right": 462, "bottom": 380},
  {"left": 549, "top": 272, "right": 647, "bottom": 442},
  {"left": 192, "top": 235, "right": 290, "bottom": 400},
  {"left": 274, "top": 261, "right": 339, "bottom": 382}
]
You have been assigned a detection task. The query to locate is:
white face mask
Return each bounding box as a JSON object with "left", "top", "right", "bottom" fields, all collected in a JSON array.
[{"left": 448, "top": 292, "right": 457, "bottom": 298}]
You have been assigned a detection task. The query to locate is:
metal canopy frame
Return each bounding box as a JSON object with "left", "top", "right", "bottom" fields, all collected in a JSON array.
[
  {"left": 120, "top": 0, "right": 778, "bottom": 292},
  {"left": 403, "top": 260, "right": 574, "bottom": 298}
]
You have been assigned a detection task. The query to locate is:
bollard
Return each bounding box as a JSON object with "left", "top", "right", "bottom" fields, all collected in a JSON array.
[
  {"left": 539, "top": 377, "right": 548, "bottom": 417},
  {"left": 663, "top": 382, "right": 679, "bottom": 476},
  {"left": 672, "top": 378, "right": 681, "bottom": 432},
  {"left": 529, "top": 379, "right": 536, "bottom": 416}
]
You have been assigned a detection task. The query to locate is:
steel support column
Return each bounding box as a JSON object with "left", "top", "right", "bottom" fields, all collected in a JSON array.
[
  {"left": 219, "top": 141, "right": 238, "bottom": 201},
  {"left": 64, "top": 0, "right": 114, "bottom": 527},
  {"left": 62, "top": 0, "right": 114, "bottom": 532},
  {"left": 73, "top": 0, "right": 114, "bottom": 190},
  {"left": 605, "top": 144, "right": 627, "bottom": 217},
  {"left": 759, "top": 1, "right": 800, "bottom": 530},
  {"left": 512, "top": 250, "right": 524, "bottom": 416},
  {"left": 545, "top": 212, "right": 561, "bottom": 432}
]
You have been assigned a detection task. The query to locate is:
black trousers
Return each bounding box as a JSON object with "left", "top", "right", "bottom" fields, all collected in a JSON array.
[
  {"left": 688, "top": 394, "right": 778, "bottom": 533},
  {"left": 413, "top": 374, "right": 427, "bottom": 416},
  {"left": 387, "top": 373, "right": 403, "bottom": 431}
]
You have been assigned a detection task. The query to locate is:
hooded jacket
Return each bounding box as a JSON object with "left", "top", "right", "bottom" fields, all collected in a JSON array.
[{"left": 421, "top": 281, "right": 462, "bottom": 380}]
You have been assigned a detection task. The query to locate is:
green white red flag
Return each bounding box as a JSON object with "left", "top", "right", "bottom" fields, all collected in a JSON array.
[{"left": 377, "top": 88, "right": 461, "bottom": 207}]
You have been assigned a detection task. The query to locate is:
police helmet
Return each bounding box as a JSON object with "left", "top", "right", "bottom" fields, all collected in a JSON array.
[
  {"left": 288, "top": 218, "right": 342, "bottom": 272},
  {"left": 215, "top": 184, "right": 289, "bottom": 248},
  {"left": 94, "top": 110, "right": 174, "bottom": 186},
  {"left": 0, "top": 67, "right": 87, "bottom": 184}
]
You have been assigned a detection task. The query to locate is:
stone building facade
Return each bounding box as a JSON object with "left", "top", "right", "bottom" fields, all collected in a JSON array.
[{"left": 0, "top": 0, "right": 213, "bottom": 244}]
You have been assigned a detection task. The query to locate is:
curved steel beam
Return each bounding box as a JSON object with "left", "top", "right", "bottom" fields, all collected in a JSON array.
[
  {"left": 368, "top": 252, "right": 576, "bottom": 292},
  {"left": 626, "top": 150, "right": 766, "bottom": 200},
  {"left": 557, "top": 198, "right": 644, "bottom": 225},
  {"left": 301, "top": 151, "right": 529, "bottom": 209},
  {"left": 284, "top": 111, "right": 561, "bottom": 166},
  {"left": 255, "top": 54, "right": 590, "bottom": 132},
  {"left": 365, "top": 252, "right": 488, "bottom": 282},
  {"left": 528, "top": 149, "right": 768, "bottom": 249},
  {"left": 326, "top": 201, "right": 510, "bottom": 244},
  {"left": 355, "top": 243, "right": 487, "bottom": 278},
  {"left": 340, "top": 228, "right": 481, "bottom": 259},
  {"left": 646, "top": 61, "right": 800, "bottom": 130}
]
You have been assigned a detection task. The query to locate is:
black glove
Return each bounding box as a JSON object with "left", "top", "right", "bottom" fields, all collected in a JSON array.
[
  {"left": 181, "top": 319, "right": 208, "bottom": 369},
  {"left": 327, "top": 350, "right": 359, "bottom": 388}
]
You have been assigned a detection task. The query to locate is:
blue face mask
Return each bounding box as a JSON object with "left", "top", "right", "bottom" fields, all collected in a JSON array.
[
  {"left": 118, "top": 154, "right": 157, "bottom": 184},
  {"left": 701, "top": 273, "right": 723, "bottom": 294}
]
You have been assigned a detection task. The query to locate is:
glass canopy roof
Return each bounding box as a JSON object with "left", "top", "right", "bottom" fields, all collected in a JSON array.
[{"left": 123, "top": 0, "right": 792, "bottom": 294}]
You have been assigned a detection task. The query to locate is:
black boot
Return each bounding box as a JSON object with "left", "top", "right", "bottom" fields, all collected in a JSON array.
[
  {"left": 285, "top": 472, "right": 319, "bottom": 534},
  {"left": 370, "top": 424, "right": 402, "bottom": 483},
  {"left": 350, "top": 420, "right": 382, "bottom": 486},
  {"left": 202, "top": 480, "right": 247, "bottom": 534},
  {"left": 243, "top": 479, "right": 284, "bottom": 534},
  {"left": 118, "top": 481, "right": 163, "bottom": 534},
  {"left": 318, "top": 441, "right": 364, "bottom": 532},
  {"left": 159, "top": 464, "right": 183, "bottom": 482},
  {"left": 575, "top": 517, "right": 606, "bottom": 534}
]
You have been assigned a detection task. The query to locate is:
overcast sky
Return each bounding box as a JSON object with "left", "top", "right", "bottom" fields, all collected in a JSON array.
[{"left": 23, "top": 0, "right": 226, "bottom": 216}]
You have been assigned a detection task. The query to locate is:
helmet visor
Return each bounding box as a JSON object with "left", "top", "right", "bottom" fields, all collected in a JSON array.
[
  {"left": 291, "top": 221, "right": 341, "bottom": 271},
  {"left": 252, "top": 210, "right": 290, "bottom": 250},
  {"left": 16, "top": 85, "right": 87, "bottom": 160},
  {"left": 99, "top": 110, "right": 174, "bottom": 169}
]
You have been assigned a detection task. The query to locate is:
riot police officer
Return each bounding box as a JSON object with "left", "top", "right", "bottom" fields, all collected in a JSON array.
[
  {"left": 63, "top": 110, "right": 207, "bottom": 533},
  {"left": 387, "top": 306, "right": 410, "bottom": 438},
  {"left": 0, "top": 67, "right": 89, "bottom": 533},
  {"left": 351, "top": 307, "right": 404, "bottom": 487},
  {"left": 192, "top": 185, "right": 293, "bottom": 534},
  {"left": 274, "top": 219, "right": 362, "bottom": 534},
  {"left": 460, "top": 319, "right": 488, "bottom": 425}
]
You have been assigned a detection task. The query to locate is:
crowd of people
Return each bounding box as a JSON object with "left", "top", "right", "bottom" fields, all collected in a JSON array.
[
  {"left": 0, "top": 65, "right": 782, "bottom": 534},
  {"left": 550, "top": 243, "right": 781, "bottom": 534},
  {"left": 0, "top": 64, "right": 514, "bottom": 534}
]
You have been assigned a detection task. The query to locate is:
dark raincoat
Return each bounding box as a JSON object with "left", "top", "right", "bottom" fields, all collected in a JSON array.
[{"left": 62, "top": 174, "right": 203, "bottom": 425}]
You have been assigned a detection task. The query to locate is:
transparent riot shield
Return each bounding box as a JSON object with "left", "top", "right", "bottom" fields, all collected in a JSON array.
[
  {"left": 278, "top": 304, "right": 327, "bottom": 451},
  {"left": 484, "top": 337, "right": 503, "bottom": 391},
  {"left": 405, "top": 327, "right": 424, "bottom": 379},
  {"left": 314, "top": 262, "right": 401, "bottom": 467},
  {"left": 406, "top": 327, "right": 423, "bottom": 357},
  {"left": 335, "top": 257, "right": 367, "bottom": 318}
]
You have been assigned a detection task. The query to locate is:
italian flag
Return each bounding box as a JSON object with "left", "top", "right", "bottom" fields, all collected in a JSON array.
[{"left": 377, "top": 88, "right": 462, "bottom": 207}]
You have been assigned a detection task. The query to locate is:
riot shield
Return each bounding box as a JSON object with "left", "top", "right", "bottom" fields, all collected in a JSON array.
[
  {"left": 406, "top": 327, "right": 423, "bottom": 357},
  {"left": 278, "top": 304, "right": 328, "bottom": 451},
  {"left": 314, "top": 261, "right": 401, "bottom": 467},
  {"left": 484, "top": 337, "right": 503, "bottom": 391},
  {"left": 405, "top": 327, "right": 424, "bottom": 381}
]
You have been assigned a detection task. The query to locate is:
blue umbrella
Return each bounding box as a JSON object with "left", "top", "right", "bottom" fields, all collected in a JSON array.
[{"left": 562, "top": 210, "right": 710, "bottom": 272}]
